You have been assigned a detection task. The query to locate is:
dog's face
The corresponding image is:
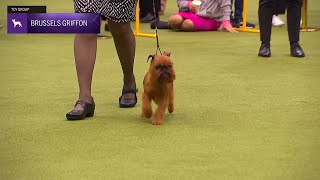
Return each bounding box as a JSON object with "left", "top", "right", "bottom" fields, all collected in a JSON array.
[{"left": 148, "top": 51, "right": 175, "bottom": 83}]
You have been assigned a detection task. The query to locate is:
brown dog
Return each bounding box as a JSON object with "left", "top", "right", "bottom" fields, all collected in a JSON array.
[{"left": 141, "top": 52, "right": 176, "bottom": 125}]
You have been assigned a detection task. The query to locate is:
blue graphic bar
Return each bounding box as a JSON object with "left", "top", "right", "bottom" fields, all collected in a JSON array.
[{"left": 7, "top": 13, "right": 101, "bottom": 34}]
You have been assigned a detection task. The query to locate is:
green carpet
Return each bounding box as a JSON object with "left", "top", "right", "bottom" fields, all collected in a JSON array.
[{"left": 0, "top": 0, "right": 320, "bottom": 179}]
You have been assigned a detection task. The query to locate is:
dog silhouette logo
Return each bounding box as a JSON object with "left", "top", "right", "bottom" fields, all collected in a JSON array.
[{"left": 12, "top": 19, "right": 22, "bottom": 28}]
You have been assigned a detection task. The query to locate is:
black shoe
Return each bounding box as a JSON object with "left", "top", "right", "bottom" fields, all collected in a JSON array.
[
  {"left": 231, "top": 19, "right": 255, "bottom": 29},
  {"left": 230, "top": 19, "right": 239, "bottom": 27},
  {"left": 258, "top": 43, "right": 271, "bottom": 57},
  {"left": 66, "top": 98, "right": 95, "bottom": 120},
  {"left": 150, "top": 20, "right": 169, "bottom": 29},
  {"left": 290, "top": 43, "right": 305, "bottom": 57},
  {"left": 243, "top": 21, "right": 256, "bottom": 29},
  {"left": 140, "top": 13, "right": 157, "bottom": 23},
  {"left": 119, "top": 88, "right": 138, "bottom": 108}
]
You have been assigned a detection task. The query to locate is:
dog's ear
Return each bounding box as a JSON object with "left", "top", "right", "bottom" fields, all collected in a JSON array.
[
  {"left": 163, "top": 51, "right": 171, "bottom": 57},
  {"left": 147, "top": 54, "right": 155, "bottom": 63}
]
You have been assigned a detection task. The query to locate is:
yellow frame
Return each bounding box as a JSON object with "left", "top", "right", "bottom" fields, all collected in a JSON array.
[
  {"left": 233, "top": 0, "right": 260, "bottom": 33},
  {"left": 301, "top": 0, "right": 319, "bottom": 32}
]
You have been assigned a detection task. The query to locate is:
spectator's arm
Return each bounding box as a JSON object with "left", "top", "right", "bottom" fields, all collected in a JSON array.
[
  {"left": 220, "top": 0, "right": 232, "bottom": 21},
  {"left": 221, "top": 20, "right": 237, "bottom": 33},
  {"left": 177, "top": 0, "right": 192, "bottom": 12}
]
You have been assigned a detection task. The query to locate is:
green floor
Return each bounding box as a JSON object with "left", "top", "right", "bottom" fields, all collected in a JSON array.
[{"left": 1, "top": 0, "right": 320, "bottom": 179}]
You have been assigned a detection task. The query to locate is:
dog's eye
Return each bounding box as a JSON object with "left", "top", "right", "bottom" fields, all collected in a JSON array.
[
  {"left": 155, "top": 65, "right": 161, "bottom": 69},
  {"left": 168, "top": 65, "right": 172, "bottom": 68}
]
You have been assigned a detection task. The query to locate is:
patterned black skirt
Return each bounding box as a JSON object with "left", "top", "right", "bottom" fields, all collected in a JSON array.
[{"left": 74, "top": 0, "right": 137, "bottom": 23}]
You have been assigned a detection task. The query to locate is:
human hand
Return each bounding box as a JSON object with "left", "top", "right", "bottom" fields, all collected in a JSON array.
[
  {"left": 221, "top": 20, "right": 238, "bottom": 33},
  {"left": 189, "top": 3, "right": 198, "bottom": 13}
]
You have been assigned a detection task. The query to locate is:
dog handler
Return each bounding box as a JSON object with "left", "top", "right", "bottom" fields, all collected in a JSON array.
[{"left": 66, "top": 0, "right": 138, "bottom": 120}]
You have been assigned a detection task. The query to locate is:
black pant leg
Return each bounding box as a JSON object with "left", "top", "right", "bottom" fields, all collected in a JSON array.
[
  {"left": 140, "top": 0, "right": 161, "bottom": 18},
  {"left": 259, "top": 0, "right": 274, "bottom": 43},
  {"left": 287, "top": 0, "right": 302, "bottom": 43}
]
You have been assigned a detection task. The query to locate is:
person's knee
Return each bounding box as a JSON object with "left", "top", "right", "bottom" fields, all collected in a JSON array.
[
  {"left": 108, "top": 20, "right": 131, "bottom": 33},
  {"left": 181, "top": 19, "right": 194, "bottom": 32},
  {"left": 76, "top": 34, "right": 97, "bottom": 40},
  {"left": 168, "top": 15, "right": 183, "bottom": 29}
]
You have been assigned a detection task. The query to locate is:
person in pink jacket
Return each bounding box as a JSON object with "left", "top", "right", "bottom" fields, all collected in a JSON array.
[{"left": 168, "top": 0, "right": 237, "bottom": 32}]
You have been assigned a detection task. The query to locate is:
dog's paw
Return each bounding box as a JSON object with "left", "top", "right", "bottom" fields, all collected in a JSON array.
[
  {"left": 152, "top": 119, "right": 163, "bottom": 125},
  {"left": 141, "top": 111, "right": 152, "bottom": 118},
  {"left": 168, "top": 104, "right": 174, "bottom": 113}
]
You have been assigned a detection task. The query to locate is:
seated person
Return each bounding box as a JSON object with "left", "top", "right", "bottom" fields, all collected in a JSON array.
[{"left": 168, "top": 0, "right": 237, "bottom": 32}]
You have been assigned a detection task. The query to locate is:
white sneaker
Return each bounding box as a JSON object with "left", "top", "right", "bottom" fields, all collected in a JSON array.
[{"left": 272, "top": 15, "right": 285, "bottom": 27}]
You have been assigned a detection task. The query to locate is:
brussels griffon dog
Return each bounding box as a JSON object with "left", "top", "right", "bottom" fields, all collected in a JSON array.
[{"left": 141, "top": 51, "right": 176, "bottom": 125}]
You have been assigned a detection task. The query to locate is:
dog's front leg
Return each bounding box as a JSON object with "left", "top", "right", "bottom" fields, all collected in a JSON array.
[
  {"left": 168, "top": 84, "right": 174, "bottom": 113},
  {"left": 152, "top": 99, "right": 168, "bottom": 125},
  {"left": 141, "top": 92, "right": 153, "bottom": 118}
]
